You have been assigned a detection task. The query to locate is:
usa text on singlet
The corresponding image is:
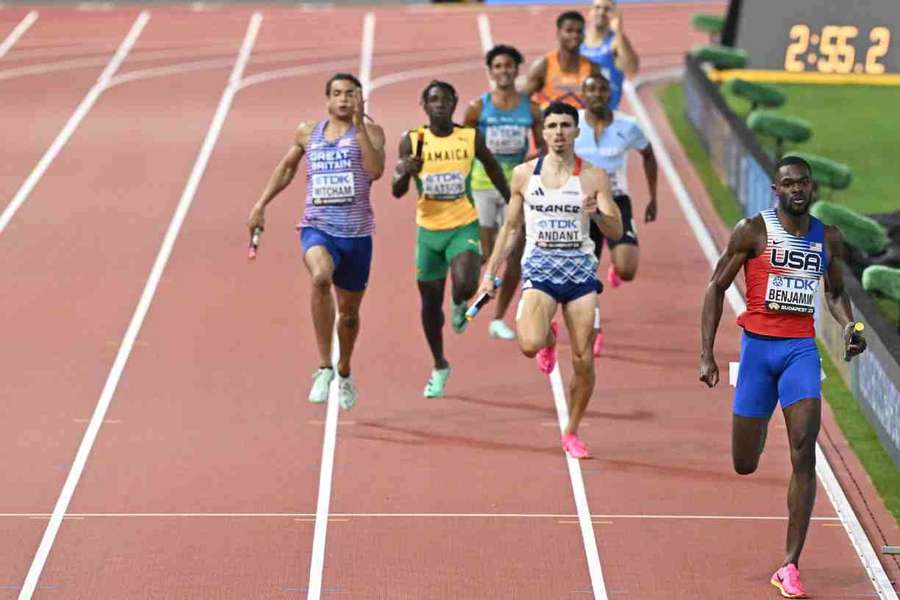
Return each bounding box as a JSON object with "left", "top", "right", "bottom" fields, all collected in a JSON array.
[{"left": 736, "top": 208, "right": 828, "bottom": 338}]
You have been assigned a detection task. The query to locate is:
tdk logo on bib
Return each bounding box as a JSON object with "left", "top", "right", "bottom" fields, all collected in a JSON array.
[
  {"left": 423, "top": 172, "right": 465, "bottom": 200},
  {"left": 312, "top": 172, "right": 355, "bottom": 205},
  {"left": 770, "top": 248, "right": 821, "bottom": 273}
]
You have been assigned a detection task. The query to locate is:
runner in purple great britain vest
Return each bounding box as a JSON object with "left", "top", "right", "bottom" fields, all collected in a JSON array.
[{"left": 248, "top": 73, "right": 386, "bottom": 412}]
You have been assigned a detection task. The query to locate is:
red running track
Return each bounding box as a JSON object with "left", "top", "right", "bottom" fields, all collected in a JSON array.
[{"left": 0, "top": 4, "right": 895, "bottom": 599}]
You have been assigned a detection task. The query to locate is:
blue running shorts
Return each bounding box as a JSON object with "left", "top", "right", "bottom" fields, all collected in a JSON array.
[
  {"left": 300, "top": 227, "right": 372, "bottom": 292},
  {"left": 522, "top": 277, "right": 602, "bottom": 304},
  {"left": 733, "top": 331, "right": 821, "bottom": 418}
]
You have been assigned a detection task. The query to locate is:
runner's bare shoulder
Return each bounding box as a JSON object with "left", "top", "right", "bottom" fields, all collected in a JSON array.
[
  {"left": 731, "top": 214, "right": 767, "bottom": 256},
  {"left": 513, "top": 158, "right": 538, "bottom": 177},
  {"left": 295, "top": 121, "right": 317, "bottom": 148},
  {"left": 579, "top": 161, "right": 611, "bottom": 189}
]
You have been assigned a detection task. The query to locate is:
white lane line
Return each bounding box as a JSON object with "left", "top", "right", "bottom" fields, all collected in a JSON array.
[
  {"left": 476, "top": 12, "right": 492, "bottom": 52},
  {"left": 305, "top": 12, "right": 374, "bottom": 599},
  {"left": 14, "top": 14, "right": 262, "bottom": 600},
  {"left": 358, "top": 11, "right": 374, "bottom": 95},
  {"left": 367, "top": 59, "right": 481, "bottom": 92},
  {"left": 304, "top": 55, "right": 497, "bottom": 600},
  {"left": 814, "top": 445, "right": 897, "bottom": 598},
  {"left": 0, "top": 512, "right": 844, "bottom": 520},
  {"left": 549, "top": 366, "right": 608, "bottom": 600},
  {"left": 477, "top": 11, "right": 606, "bottom": 599},
  {"left": 0, "top": 10, "right": 37, "bottom": 59},
  {"left": 622, "top": 77, "right": 896, "bottom": 600},
  {"left": 0, "top": 11, "right": 149, "bottom": 237},
  {"left": 306, "top": 326, "right": 341, "bottom": 600}
]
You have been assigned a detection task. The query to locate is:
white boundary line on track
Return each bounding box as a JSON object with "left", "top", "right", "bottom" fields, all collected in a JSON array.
[
  {"left": 358, "top": 11, "right": 374, "bottom": 96},
  {"left": 0, "top": 512, "right": 843, "bottom": 520},
  {"left": 14, "top": 13, "right": 262, "bottom": 600},
  {"left": 478, "top": 14, "right": 608, "bottom": 599},
  {"left": 305, "top": 14, "right": 372, "bottom": 599},
  {"left": 306, "top": 326, "right": 341, "bottom": 600},
  {"left": 0, "top": 12, "right": 149, "bottom": 237},
  {"left": 622, "top": 76, "right": 897, "bottom": 600},
  {"left": 0, "top": 10, "right": 37, "bottom": 59},
  {"left": 550, "top": 368, "right": 609, "bottom": 600}
]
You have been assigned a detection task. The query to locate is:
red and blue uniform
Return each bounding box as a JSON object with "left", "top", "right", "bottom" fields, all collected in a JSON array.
[{"left": 733, "top": 208, "right": 828, "bottom": 418}]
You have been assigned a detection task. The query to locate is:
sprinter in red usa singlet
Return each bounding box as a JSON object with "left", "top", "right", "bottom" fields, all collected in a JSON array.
[{"left": 698, "top": 156, "right": 867, "bottom": 599}]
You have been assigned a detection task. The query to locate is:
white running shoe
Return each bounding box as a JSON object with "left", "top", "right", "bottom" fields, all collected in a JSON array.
[
  {"left": 488, "top": 319, "right": 515, "bottom": 340},
  {"left": 308, "top": 367, "right": 334, "bottom": 403},
  {"left": 337, "top": 375, "right": 357, "bottom": 411}
]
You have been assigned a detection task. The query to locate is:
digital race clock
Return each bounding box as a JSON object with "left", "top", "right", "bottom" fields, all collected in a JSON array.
[{"left": 722, "top": 0, "right": 898, "bottom": 78}]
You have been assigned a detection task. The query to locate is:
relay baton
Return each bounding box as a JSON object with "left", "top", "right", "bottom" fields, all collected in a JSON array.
[
  {"left": 248, "top": 226, "right": 262, "bottom": 260},
  {"left": 843, "top": 321, "right": 865, "bottom": 361},
  {"left": 466, "top": 276, "right": 503, "bottom": 321},
  {"left": 415, "top": 130, "right": 424, "bottom": 159}
]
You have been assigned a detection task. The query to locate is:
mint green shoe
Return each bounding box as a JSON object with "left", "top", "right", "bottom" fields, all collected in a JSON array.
[
  {"left": 337, "top": 375, "right": 357, "bottom": 411},
  {"left": 424, "top": 367, "right": 451, "bottom": 398},
  {"left": 451, "top": 301, "right": 468, "bottom": 333},
  {"left": 488, "top": 319, "right": 516, "bottom": 340},
  {"left": 308, "top": 367, "right": 334, "bottom": 403}
]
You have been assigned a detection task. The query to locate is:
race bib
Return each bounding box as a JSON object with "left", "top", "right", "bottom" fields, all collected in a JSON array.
[
  {"left": 535, "top": 216, "right": 583, "bottom": 250},
  {"left": 311, "top": 172, "right": 355, "bottom": 206},
  {"left": 422, "top": 171, "right": 466, "bottom": 200},
  {"left": 765, "top": 274, "right": 819, "bottom": 314},
  {"left": 486, "top": 125, "right": 527, "bottom": 156}
]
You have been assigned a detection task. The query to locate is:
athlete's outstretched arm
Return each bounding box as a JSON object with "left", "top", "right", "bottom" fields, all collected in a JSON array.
[
  {"left": 391, "top": 132, "right": 422, "bottom": 199},
  {"left": 521, "top": 57, "right": 547, "bottom": 98},
  {"left": 248, "top": 122, "right": 311, "bottom": 232},
  {"left": 639, "top": 144, "right": 658, "bottom": 222},
  {"left": 474, "top": 129, "right": 511, "bottom": 202},
  {"left": 823, "top": 225, "right": 867, "bottom": 358},
  {"left": 610, "top": 7, "right": 639, "bottom": 77},
  {"left": 699, "top": 218, "right": 760, "bottom": 387},
  {"left": 478, "top": 164, "right": 527, "bottom": 298},
  {"left": 582, "top": 166, "right": 622, "bottom": 240}
]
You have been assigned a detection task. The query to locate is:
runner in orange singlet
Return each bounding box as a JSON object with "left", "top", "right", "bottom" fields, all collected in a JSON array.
[{"left": 523, "top": 10, "right": 602, "bottom": 110}]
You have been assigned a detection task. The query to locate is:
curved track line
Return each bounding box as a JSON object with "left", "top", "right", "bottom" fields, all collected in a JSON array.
[
  {"left": 14, "top": 13, "right": 261, "bottom": 600},
  {"left": 623, "top": 75, "right": 896, "bottom": 600},
  {"left": 0, "top": 12, "right": 149, "bottom": 237},
  {"left": 0, "top": 11, "right": 37, "bottom": 60}
]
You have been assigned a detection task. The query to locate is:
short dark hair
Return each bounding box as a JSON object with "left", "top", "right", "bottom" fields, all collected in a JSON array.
[
  {"left": 325, "top": 73, "right": 362, "bottom": 96},
  {"left": 543, "top": 101, "right": 579, "bottom": 126},
  {"left": 485, "top": 44, "right": 524, "bottom": 67},
  {"left": 421, "top": 80, "right": 458, "bottom": 105},
  {"left": 557, "top": 10, "right": 585, "bottom": 29},
  {"left": 774, "top": 155, "right": 812, "bottom": 177}
]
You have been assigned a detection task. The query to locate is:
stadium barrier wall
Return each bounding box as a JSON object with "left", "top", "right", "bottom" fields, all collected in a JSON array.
[{"left": 681, "top": 54, "right": 900, "bottom": 467}]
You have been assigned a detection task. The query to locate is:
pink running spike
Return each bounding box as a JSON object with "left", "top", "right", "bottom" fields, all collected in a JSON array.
[
  {"left": 770, "top": 564, "right": 807, "bottom": 598},
  {"left": 536, "top": 319, "right": 559, "bottom": 375},
  {"left": 593, "top": 328, "right": 604, "bottom": 357},
  {"left": 607, "top": 264, "right": 623, "bottom": 288},
  {"left": 562, "top": 433, "right": 591, "bottom": 459}
]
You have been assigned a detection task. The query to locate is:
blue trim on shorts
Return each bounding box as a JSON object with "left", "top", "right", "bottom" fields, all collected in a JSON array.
[
  {"left": 522, "top": 277, "right": 601, "bottom": 304},
  {"left": 733, "top": 330, "right": 821, "bottom": 418},
  {"left": 300, "top": 227, "right": 372, "bottom": 292}
]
